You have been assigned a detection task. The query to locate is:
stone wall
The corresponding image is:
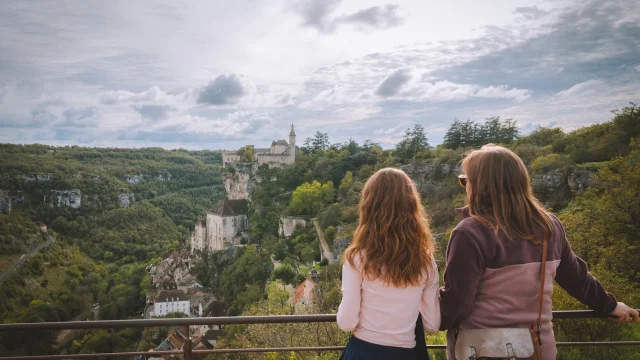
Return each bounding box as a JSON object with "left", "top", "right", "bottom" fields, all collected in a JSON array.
[
  {"left": 279, "top": 217, "right": 307, "bottom": 237},
  {"left": 567, "top": 169, "right": 597, "bottom": 194},
  {"left": 205, "top": 213, "right": 248, "bottom": 251}
]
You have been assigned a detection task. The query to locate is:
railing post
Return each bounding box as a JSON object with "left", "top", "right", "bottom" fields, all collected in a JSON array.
[{"left": 184, "top": 325, "right": 192, "bottom": 360}]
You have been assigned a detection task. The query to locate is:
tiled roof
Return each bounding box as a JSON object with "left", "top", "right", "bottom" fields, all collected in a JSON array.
[
  {"left": 209, "top": 199, "right": 248, "bottom": 216},
  {"left": 274, "top": 139, "right": 288, "bottom": 146},
  {"left": 156, "top": 289, "right": 189, "bottom": 302}
]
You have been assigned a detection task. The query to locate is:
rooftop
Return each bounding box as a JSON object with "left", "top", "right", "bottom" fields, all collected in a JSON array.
[
  {"left": 209, "top": 199, "right": 248, "bottom": 217},
  {"left": 156, "top": 289, "right": 189, "bottom": 302}
]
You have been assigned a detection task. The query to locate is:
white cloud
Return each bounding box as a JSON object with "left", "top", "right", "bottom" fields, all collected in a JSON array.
[{"left": 555, "top": 79, "right": 605, "bottom": 97}]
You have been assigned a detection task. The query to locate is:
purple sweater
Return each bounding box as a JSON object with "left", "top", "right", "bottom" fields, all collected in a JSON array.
[{"left": 439, "top": 209, "right": 617, "bottom": 360}]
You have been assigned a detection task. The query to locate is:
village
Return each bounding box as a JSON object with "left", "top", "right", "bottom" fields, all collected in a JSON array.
[{"left": 143, "top": 126, "right": 325, "bottom": 358}]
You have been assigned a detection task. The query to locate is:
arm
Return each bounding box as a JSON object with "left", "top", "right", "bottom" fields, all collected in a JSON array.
[
  {"left": 439, "top": 228, "right": 485, "bottom": 330},
  {"left": 420, "top": 259, "right": 441, "bottom": 333},
  {"left": 336, "top": 258, "right": 362, "bottom": 331},
  {"left": 554, "top": 220, "right": 617, "bottom": 313}
]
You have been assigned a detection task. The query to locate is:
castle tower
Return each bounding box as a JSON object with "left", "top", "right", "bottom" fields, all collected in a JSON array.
[{"left": 289, "top": 124, "right": 296, "bottom": 162}]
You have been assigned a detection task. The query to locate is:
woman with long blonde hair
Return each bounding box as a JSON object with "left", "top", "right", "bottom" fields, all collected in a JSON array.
[
  {"left": 337, "top": 168, "right": 440, "bottom": 360},
  {"left": 440, "top": 144, "right": 638, "bottom": 360}
]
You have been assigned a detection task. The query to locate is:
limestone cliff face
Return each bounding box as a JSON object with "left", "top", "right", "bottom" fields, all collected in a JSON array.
[
  {"left": 45, "top": 190, "right": 82, "bottom": 208},
  {"left": 279, "top": 217, "right": 307, "bottom": 237},
  {"left": 0, "top": 192, "right": 11, "bottom": 214},
  {"left": 118, "top": 193, "right": 135, "bottom": 208},
  {"left": 222, "top": 163, "right": 256, "bottom": 201},
  {"left": 567, "top": 169, "right": 597, "bottom": 194},
  {"left": 400, "top": 163, "right": 461, "bottom": 196},
  {"left": 531, "top": 168, "right": 597, "bottom": 194}
]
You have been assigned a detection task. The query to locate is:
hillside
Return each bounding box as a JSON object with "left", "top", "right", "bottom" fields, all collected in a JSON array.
[
  {"left": 0, "top": 104, "right": 639, "bottom": 359},
  {"left": 0, "top": 147, "right": 226, "bottom": 357}
]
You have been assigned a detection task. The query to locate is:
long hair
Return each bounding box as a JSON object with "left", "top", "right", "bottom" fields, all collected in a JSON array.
[
  {"left": 462, "top": 144, "right": 553, "bottom": 244},
  {"left": 343, "top": 168, "right": 435, "bottom": 287}
]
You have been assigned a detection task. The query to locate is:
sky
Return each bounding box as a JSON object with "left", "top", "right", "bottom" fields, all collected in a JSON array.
[{"left": 0, "top": 0, "right": 639, "bottom": 150}]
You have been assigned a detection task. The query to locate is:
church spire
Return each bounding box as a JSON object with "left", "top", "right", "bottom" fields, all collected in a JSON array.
[{"left": 289, "top": 123, "right": 295, "bottom": 136}]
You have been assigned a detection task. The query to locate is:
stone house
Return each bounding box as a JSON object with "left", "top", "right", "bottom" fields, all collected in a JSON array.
[
  {"left": 152, "top": 290, "right": 191, "bottom": 317},
  {"left": 191, "top": 199, "right": 249, "bottom": 253}
]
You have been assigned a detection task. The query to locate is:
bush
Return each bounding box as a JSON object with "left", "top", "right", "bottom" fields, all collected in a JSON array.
[
  {"left": 531, "top": 154, "right": 571, "bottom": 174},
  {"left": 272, "top": 264, "right": 296, "bottom": 285}
]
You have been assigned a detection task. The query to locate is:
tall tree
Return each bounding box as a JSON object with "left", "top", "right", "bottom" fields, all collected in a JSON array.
[
  {"left": 395, "top": 124, "right": 430, "bottom": 162},
  {"left": 303, "top": 132, "right": 330, "bottom": 152}
]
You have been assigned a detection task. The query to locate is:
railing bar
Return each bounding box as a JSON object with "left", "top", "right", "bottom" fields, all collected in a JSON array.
[
  {"left": 2, "top": 342, "right": 640, "bottom": 359},
  {"left": 1, "top": 311, "right": 636, "bottom": 331},
  {"left": 0, "top": 350, "right": 183, "bottom": 360}
]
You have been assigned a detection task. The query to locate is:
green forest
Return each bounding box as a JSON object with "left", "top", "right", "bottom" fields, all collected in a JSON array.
[{"left": 0, "top": 103, "right": 639, "bottom": 359}]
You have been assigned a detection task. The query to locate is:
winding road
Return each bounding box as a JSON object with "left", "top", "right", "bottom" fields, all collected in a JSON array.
[{"left": 0, "top": 234, "right": 55, "bottom": 285}]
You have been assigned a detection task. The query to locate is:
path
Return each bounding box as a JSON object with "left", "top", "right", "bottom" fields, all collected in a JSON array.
[
  {"left": 0, "top": 234, "right": 55, "bottom": 285},
  {"left": 312, "top": 218, "right": 335, "bottom": 264}
]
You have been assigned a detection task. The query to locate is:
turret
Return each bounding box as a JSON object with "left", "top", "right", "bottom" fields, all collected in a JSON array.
[{"left": 289, "top": 124, "right": 296, "bottom": 161}]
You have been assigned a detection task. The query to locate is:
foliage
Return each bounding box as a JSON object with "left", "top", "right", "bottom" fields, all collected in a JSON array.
[
  {"left": 395, "top": 124, "right": 431, "bottom": 162},
  {"left": 273, "top": 264, "right": 296, "bottom": 285},
  {"left": 303, "top": 132, "right": 330, "bottom": 152},
  {"left": 443, "top": 117, "right": 519, "bottom": 149},
  {"left": 236, "top": 146, "right": 256, "bottom": 162},
  {"left": 289, "top": 181, "right": 335, "bottom": 216},
  {"left": 0, "top": 210, "right": 48, "bottom": 254},
  {"left": 530, "top": 154, "right": 571, "bottom": 174}
]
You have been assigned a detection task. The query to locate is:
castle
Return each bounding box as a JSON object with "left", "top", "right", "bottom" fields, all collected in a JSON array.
[
  {"left": 221, "top": 124, "right": 297, "bottom": 168},
  {"left": 191, "top": 199, "right": 249, "bottom": 253},
  {"left": 191, "top": 126, "right": 298, "bottom": 254}
]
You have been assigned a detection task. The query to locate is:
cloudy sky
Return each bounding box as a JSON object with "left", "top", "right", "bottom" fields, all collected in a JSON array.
[{"left": 1, "top": 0, "right": 639, "bottom": 150}]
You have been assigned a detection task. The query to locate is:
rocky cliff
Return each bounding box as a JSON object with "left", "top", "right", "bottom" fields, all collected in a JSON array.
[
  {"left": 222, "top": 163, "right": 256, "bottom": 201},
  {"left": 45, "top": 190, "right": 82, "bottom": 208},
  {"left": 279, "top": 217, "right": 307, "bottom": 237}
]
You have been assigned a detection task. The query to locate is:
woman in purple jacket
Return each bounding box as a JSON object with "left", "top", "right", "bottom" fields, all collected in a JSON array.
[{"left": 439, "top": 144, "right": 638, "bottom": 359}]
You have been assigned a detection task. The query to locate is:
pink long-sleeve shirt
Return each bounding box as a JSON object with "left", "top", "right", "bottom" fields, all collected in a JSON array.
[{"left": 337, "top": 254, "right": 441, "bottom": 348}]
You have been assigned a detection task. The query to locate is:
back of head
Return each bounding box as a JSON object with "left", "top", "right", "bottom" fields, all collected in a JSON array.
[
  {"left": 462, "top": 144, "right": 553, "bottom": 243},
  {"left": 343, "top": 168, "right": 435, "bottom": 287}
]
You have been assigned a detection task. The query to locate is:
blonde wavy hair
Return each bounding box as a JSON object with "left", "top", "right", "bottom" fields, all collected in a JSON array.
[{"left": 462, "top": 144, "right": 553, "bottom": 244}]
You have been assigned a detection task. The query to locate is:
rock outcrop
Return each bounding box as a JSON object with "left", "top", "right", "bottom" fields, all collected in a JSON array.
[
  {"left": 223, "top": 163, "right": 256, "bottom": 201},
  {"left": 400, "top": 163, "right": 461, "bottom": 196},
  {"left": 0, "top": 192, "right": 11, "bottom": 214},
  {"left": 279, "top": 217, "right": 307, "bottom": 237},
  {"left": 118, "top": 193, "right": 135, "bottom": 208},
  {"left": 567, "top": 169, "right": 597, "bottom": 194},
  {"left": 46, "top": 190, "right": 82, "bottom": 208}
]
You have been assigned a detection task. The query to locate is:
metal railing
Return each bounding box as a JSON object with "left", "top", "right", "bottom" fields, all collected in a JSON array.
[{"left": 0, "top": 310, "right": 638, "bottom": 359}]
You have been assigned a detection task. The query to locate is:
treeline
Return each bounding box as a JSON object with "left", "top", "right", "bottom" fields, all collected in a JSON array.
[{"left": 443, "top": 116, "right": 519, "bottom": 149}]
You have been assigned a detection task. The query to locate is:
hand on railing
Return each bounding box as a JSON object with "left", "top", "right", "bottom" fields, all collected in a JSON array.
[{"left": 609, "top": 302, "right": 639, "bottom": 323}]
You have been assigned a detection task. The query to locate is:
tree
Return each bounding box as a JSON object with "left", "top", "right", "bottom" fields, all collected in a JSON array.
[
  {"left": 289, "top": 181, "right": 335, "bottom": 216},
  {"left": 272, "top": 265, "right": 296, "bottom": 285},
  {"left": 443, "top": 119, "right": 462, "bottom": 149},
  {"left": 236, "top": 146, "right": 255, "bottom": 162},
  {"left": 395, "top": 124, "right": 430, "bottom": 162},
  {"left": 303, "top": 132, "right": 330, "bottom": 152}
]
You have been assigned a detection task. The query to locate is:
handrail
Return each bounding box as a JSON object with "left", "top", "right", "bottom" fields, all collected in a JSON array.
[
  {"left": 0, "top": 310, "right": 638, "bottom": 360},
  {"left": 0, "top": 310, "right": 630, "bottom": 331}
]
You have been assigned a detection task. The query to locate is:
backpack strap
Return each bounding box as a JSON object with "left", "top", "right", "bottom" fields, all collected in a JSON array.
[{"left": 535, "top": 237, "right": 548, "bottom": 343}]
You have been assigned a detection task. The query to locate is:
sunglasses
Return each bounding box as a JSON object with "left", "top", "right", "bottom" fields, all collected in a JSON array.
[{"left": 458, "top": 174, "right": 467, "bottom": 188}]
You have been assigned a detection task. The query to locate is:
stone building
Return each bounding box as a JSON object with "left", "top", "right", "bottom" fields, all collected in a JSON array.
[
  {"left": 191, "top": 199, "right": 249, "bottom": 253},
  {"left": 222, "top": 124, "right": 297, "bottom": 168},
  {"left": 152, "top": 290, "right": 191, "bottom": 317}
]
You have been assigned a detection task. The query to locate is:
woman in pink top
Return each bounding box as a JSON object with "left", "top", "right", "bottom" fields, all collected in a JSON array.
[{"left": 337, "top": 168, "right": 441, "bottom": 360}]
